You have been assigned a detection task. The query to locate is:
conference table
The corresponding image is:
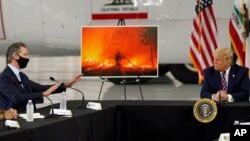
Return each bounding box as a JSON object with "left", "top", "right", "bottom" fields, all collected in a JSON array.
[{"left": 1, "top": 100, "right": 250, "bottom": 141}]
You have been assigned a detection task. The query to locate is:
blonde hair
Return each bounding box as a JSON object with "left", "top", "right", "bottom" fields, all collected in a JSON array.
[{"left": 213, "top": 48, "right": 233, "bottom": 64}]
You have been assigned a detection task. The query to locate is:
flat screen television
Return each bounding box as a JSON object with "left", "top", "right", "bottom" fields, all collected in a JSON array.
[{"left": 81, "top": 26, "right": 158, "bottom": 77}]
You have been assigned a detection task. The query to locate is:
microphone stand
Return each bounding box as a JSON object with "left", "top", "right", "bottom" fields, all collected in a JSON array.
[
  {"left": 45, "top": 96, "right": 59, "bottom": 118},
  {"left": 71, "top": 87, "right": 85, "bottom": 109},
  {"left": 49, "top": 77, "right": 85, "bottom": 109},
  {"left": 31, "top": 84, "right": 58, "bottom": 118}
]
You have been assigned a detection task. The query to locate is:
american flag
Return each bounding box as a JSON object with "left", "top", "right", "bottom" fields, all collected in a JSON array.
[{"left": 189, "top": 0, "right": 219, "bottom": 83}]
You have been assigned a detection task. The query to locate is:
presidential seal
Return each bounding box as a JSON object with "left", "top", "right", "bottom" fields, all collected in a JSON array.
[{"left": 193, "top": 98, "right": 217, "bottom": 123}]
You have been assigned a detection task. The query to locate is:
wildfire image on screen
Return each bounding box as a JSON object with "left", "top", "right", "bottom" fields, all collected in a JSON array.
[{"left": 81, "top": 26, "right": 158, "bottom": 77}]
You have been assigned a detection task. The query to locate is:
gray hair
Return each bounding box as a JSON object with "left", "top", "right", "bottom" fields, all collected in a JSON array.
[{"left": 6, "top": 42, "right": 27, "bottom": 64}]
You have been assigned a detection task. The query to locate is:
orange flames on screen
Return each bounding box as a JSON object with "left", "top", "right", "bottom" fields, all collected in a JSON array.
[{"left": 81, "top": 26, "right": 158, "bottom": 76}]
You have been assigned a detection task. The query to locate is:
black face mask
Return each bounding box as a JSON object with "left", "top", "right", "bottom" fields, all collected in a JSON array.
[{"left": 16, "top": 54, "right": 29, "bottom": 69}]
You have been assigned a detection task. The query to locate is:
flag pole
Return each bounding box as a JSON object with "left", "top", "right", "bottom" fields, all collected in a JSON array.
[
  {"left": 197, "top": 0, "right": 202, "bottom": 53},
  {"left": 197, "top": 0, "right": 203, "bottom": 84},
  {"left": 242, "top": 0, "right": 246, "bottom": 66},
  {"left": 245, "top": 0, "right": 250, "bottom": 69}
]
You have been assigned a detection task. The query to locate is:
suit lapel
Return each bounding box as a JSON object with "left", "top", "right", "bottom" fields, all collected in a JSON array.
[
  {"left": 5, "top": 66, "right": 24, "bottom": 93},
  {"left": 214, "top": 70, "right": 221, "bottom": 90}
]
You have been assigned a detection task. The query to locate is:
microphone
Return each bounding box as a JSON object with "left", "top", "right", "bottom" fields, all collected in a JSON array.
[
  {"left": 31, "top": 84, "right": 58, "bottom": 118},
  {"left": 44, "top": 96, "right": 59, "bottom": 118},
  {"left": 49, "top": 77, "right": 57, "bottom": 82},
  {"left": 49, "top": 76, "right": 85, "bottom": 109}
]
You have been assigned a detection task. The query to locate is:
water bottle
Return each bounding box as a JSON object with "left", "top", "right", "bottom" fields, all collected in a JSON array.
[
  {"left": 26, "top": 100, "right": 34, "bottom": 122},
  {"left": 60, "top": 92, "right": 67, "bottom": 110}
]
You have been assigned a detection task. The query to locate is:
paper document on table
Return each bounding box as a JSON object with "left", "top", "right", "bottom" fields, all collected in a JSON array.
[
  {"left": 51, "top": 109, "right": 72, "bottom": 117},
  {"left": 5, "top": 120, "right": 20, "bottom": 128},
  {"left": 19, "top": 113, "right": 45, "bottom": 119}
]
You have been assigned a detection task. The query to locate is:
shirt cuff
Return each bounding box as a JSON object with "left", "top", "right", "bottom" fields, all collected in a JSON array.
[
  {"left": 227, "top": 94, "right": 234, "bottom": 102},
  {"left": 212, "top": 94, "right": 215, "bottom": 101}
]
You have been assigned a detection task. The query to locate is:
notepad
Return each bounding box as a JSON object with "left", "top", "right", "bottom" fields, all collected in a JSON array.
[{"left": 19, "top": 113, "right": 45, "bottom": 119}]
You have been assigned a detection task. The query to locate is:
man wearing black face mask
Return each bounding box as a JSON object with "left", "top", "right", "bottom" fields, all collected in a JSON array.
[
  {"left": 16, "top": 53, "right": 29, "bottom": 69},
  {"left": 0, "top": 42, "right": 82, "bottom": 112}
]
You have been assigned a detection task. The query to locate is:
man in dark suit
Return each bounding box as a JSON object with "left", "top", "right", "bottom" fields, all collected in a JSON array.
[
  {"left": 0, "top": 42, "right": 82, "bottom": 112},
  {"left": 200, "top": 48, "right": 250, "bottom": 102}
]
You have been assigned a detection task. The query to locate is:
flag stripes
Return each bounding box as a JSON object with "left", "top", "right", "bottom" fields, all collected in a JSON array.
[{"left": 190, "top": 0, "right": 219, "bottom": 82}]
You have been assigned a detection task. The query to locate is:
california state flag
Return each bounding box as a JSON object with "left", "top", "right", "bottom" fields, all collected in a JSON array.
[{"left": 229, "top": 0, "right": 249, "bottom": 66}]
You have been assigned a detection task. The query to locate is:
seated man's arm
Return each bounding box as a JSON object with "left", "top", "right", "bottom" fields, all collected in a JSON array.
[
  {"left": 29, "top": 80, "right": 66, "bottom": 94},
  {"left": 230, "top": 68, "right": 250, "bottom": 102},
  {"left": 200, "top": 70, "right": 214, "bottom": 99},
  {"left": 0, "top": 81, "right": 43, "bottom": 105}
]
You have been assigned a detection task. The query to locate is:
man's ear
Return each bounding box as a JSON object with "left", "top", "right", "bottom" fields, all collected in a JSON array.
[{"left": 13, "top": 53, "right": 19, "bottom": 60}]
